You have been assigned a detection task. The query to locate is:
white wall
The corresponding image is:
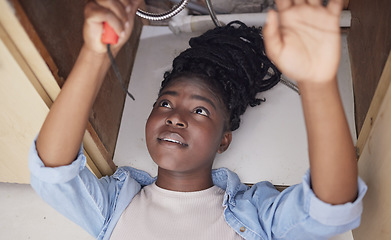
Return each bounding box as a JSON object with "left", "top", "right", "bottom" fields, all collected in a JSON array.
[
  {"left": 114, "top": 26, "right": 356, "bottom": 185},
  {"left": 0, "top": 182, "right": 92, "bottom": 240}
]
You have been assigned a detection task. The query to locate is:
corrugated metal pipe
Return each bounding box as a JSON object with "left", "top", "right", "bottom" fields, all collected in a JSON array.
[{"left": 169, "top": 10, "right": 352, "bottom": 34}]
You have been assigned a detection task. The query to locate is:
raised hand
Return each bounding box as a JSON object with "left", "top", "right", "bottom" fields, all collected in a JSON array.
[
  {"left": 83, "top": 0, "right": 142, "bottom": 54},
  {"left": 263, "top": 0, "right": 343, "bottom": 83},
  {"left": 36, "top": 0, "right": 142, "bottom": 167}
]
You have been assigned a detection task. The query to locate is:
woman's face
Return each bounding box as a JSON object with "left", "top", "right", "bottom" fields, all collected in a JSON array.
[{"left": 145, "top": 76, "right": 231, "bottom": 174}]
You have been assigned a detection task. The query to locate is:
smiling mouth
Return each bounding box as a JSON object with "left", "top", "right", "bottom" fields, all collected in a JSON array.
[{"left": 158, "top": 137, "right": 189, "bottom": 147}]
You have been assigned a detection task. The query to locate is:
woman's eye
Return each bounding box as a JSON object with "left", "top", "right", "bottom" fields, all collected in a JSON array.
[
  {"left": 194, "top": 107, "right": 209, "bottom": 116},
  {"left": 159, "top": 100, "right": 171, "bottom": 108}
]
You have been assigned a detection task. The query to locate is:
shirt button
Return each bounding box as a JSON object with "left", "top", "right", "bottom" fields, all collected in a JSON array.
[{"left": 240, "top": 226, "right": 246, "bottom": 232}]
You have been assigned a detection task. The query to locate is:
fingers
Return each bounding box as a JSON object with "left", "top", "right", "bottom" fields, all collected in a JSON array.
[
  {"left": 275, "top": 0, "right": 342, "bottom": 21},
  {"left": 275, "top": 0, "right": 292, "bottom": 11},
  {"left": 84, "top": 3, "right": 123, "bottom": 39},
  {"left": 94, "top": 0, "right": 128, "bottom": 36},
  {"left": 83, "top": 0, "right": 142, "bottom": 53},
  {"left": 293, "top": 0, "right": 305, "bottom": 5},
  {"left": 263, "top": 10, "right": 282, "bottom": 63},
  {"left": 277, "top": 0, "right": 325, "bottom": 10},
  {"left": 98, "top": 0, "right": 128, "bottom": 23},
  {"left": 85, "top": 0, "right": 141, "bottom": 34},
  {"left": 306, "top": 0, "right": 321, "bottom": 5},
  {"left": 327, "top": 0, "right": 343, "bottom": 15},
  {"left": 124, "top": 0, "right": 143, "bottom": 16}
]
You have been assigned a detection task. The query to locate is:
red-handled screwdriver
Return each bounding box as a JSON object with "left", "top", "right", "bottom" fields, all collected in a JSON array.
[
  {"left": 102, "top": 22, "right": 135, "bottom": 100},
  {"left": 102, "top": 22, "right": 119, "bottom": 45}
]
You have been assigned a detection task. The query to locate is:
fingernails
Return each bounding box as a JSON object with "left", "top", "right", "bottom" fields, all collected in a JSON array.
[
  {"left": 120, "top": 31, "right": 125, "bottom": 38},
  {"left": 126, "top": 5, "right": 131, "bottom": 13},
  {"left": 125, "top": 21, "right": 129, "bottom": 29}
]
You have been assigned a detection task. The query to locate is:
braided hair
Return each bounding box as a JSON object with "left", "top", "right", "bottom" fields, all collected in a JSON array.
[{"left": 160, "top": 21, "right": 281, "bottom": 131}]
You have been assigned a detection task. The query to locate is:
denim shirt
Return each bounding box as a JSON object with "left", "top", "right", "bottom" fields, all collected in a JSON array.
[{"left": 29, "top": 140, "right": 367, "bottom": 240}]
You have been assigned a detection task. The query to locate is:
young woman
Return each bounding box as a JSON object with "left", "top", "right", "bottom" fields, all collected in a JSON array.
[{"left": 29, "top": 0, "right": 367, "bottom": 239}]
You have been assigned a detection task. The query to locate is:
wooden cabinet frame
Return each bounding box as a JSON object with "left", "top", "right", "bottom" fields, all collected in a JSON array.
[{"left": 0, "top": 0, "right": 143, "bottom": 182}]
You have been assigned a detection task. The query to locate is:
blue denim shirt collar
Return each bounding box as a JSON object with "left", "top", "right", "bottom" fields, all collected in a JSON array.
[
  {"left": 116, "top": 166, "right": 247, "bottom": 208},
  {"left": 115, "top": 167, "right": 156, "bottom": 186},
  {"left": 212, "top": 168, "right": 249, "bottom": 207},
  {"left": 118, "top": 167, "right": 248, "bottom": 206}
]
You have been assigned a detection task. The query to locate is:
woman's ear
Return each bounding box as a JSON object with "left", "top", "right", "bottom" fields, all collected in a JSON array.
[{"left": 218, "top": 131, "right": 232, "bottom": 154}]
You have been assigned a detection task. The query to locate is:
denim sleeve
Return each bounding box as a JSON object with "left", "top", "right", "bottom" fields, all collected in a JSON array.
[
  {"left": 28, "top": 138, "right": 119, "bottom": 238},
  {"left": 248, "top": 170, "right": 367, "bottom": 240}
]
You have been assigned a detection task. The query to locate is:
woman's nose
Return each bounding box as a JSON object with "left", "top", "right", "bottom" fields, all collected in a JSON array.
[{"left": 165, "top": 113, "right": 188, "bottom": 128}]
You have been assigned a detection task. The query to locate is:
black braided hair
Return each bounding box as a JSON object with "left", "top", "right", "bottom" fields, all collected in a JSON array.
[{"left": 160, "top": 21, "right": 281, "bottom": 131}]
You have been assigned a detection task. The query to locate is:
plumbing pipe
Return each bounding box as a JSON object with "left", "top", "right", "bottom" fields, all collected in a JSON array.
[
  {"left": 136, "top": 0, "right": 189, "bottom": 21},
  {"left": 170, "top": 0, "right": 223, "bottom": 15},
  {"left": 205, "top": 0, "right": 222, "bottom": 27},
  {"left": 169, "top": 10, "right": 352, "bottom": 34}
]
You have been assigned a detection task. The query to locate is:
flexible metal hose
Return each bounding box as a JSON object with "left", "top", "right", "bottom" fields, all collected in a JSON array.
[
  {"left": 136, "top": 0, "right": 189, "bottom": 21},
  {"left": 205, "top": 0, "right": 222, "bottom": 27}
]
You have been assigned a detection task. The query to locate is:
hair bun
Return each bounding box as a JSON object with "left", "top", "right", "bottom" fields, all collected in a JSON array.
[{"left": 161, "top": 21, "right": 281, "bottom": 131}]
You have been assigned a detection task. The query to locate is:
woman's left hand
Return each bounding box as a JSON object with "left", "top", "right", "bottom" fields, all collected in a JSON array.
[{"left": 263, "top": 0, "right": 343, "bottom": 83}]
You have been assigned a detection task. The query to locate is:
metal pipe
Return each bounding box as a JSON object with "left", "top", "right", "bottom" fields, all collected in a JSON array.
[
  {"left": 136, "top": 0, "right": 189, "bottom": 21},
  {"left": 169, "top": 11, "right": 352, "bottom": 33},
  {"left": 170, "top": 0, "right": 210, "bottom": 15},
  {"left": 205, "top": 0, "right": 222, "bottom": 27}
]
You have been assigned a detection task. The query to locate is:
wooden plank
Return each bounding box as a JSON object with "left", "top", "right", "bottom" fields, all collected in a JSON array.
[
  {"left": 0, "top": 23, "right": 52, "bottom": 108},
  {"left": 343, "top": 0, "right": 349, "bottom": 9},
  {"left": 0, "top": 18, "right": 106, "bottom": 182},
  {"left": 348, "top": 0, "right": 391, "bottom": 135},
  {"left": 0, "top": 0, "right": 61, "bottom": 103},
  {"left": 0, "top": 0, "right": 115, "bottom": 181},
  {"left": 84, "top": 123, "right": 117, "bottom": 176},
  {"left": 353, "top": 57, "right": 391, "bottom": 240},
  {"left": 84, "top": 150, "right": 103, "bottom": 179},
  {"left": 357, "top": 52, "right": 391, "bottom": 155},
  {"left": 0, "top": 35, "right": 49, "bottom": 183},
  {"left": 18, "top": 0, "right": 143, "bottom": 160},
  {"left": 11, "top": 0, "right": 64, "bottom": 88}
]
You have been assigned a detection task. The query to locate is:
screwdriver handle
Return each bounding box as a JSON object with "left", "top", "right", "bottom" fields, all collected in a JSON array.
[{"left": 101, "top": 22, "right": 119, "bottom": 44}]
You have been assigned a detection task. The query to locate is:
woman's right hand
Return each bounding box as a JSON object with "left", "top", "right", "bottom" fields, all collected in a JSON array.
[{"left": 83, "top": 0, "right": 142, "bottom": 54}]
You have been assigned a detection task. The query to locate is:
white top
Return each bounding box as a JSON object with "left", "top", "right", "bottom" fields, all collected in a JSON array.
[{"left": 110, "top": 183, "right": 243, "bottom": 240}]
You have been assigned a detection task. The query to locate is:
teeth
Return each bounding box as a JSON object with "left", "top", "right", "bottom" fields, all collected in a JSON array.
[
  {"left": 164, "top": 138, "right": 180, "bottom": 144},
  {"left": 159, "top": 138, "right": 188, "bottom": 146}
]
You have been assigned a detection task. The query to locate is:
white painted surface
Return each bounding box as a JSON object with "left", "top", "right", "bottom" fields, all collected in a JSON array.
[
  {"left": 0, "top": 183, "right": 93, "bottom": 240},
  {"left": 114, "top": 26, "right": 356, "bottom": 185}
]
